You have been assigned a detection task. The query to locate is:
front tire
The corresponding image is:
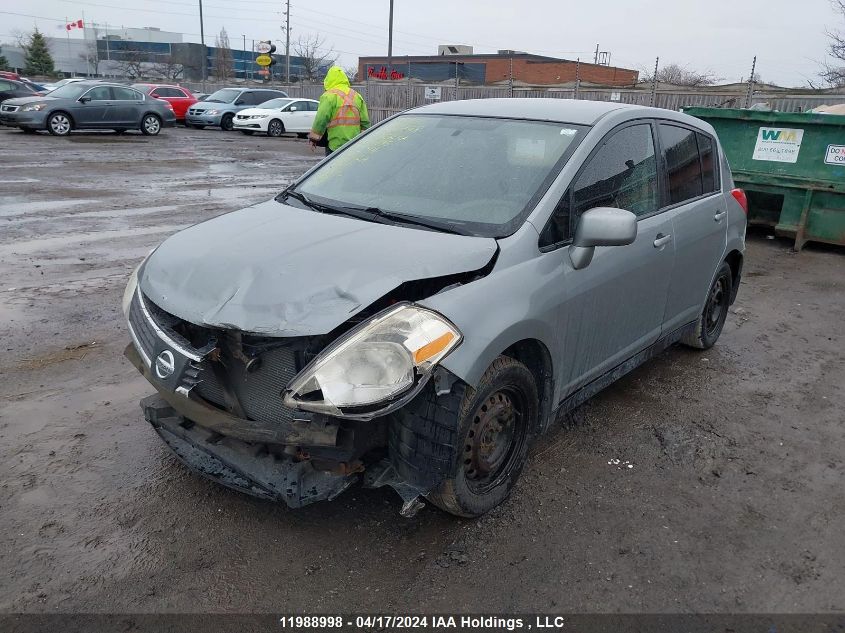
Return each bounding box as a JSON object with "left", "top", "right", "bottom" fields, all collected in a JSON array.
[
  {"left": 267, "top": 119, "right": 284, "bottom": 137},
  {"left": 681, "top": 261, "right": 733, "bottom": 350},
  {"left": 426, "top": 356, "right": 537, "bottom": 517},
  {"left": 140, "top": 114, "right": 162, "bottom": 136},
  {"left": 220, "top": 113, "right": 234, "bottom": 131},
  {"left": 47, "top": 112, "right": 72, "bottom": 136}
]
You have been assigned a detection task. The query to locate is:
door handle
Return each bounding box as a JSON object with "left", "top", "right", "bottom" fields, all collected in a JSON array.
[
  {"left": 653, "top": 233, "right": 672, "bottom": 249},
  {"left": 714, "top": 210, "right": 727, "bottom": 222}
]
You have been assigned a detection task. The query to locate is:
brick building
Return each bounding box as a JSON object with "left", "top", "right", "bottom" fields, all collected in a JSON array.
[{"left": 358, "top": 52, "right": 638, "bottom": 87}]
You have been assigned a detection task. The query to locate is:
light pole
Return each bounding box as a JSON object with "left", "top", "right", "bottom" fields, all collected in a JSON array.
[
  {"left": 387, "top": 0, "right": 394, "bottom": 80},
  {"left": 242, "top": 34, "right": 246, "bottom": 78},
  {"left": 198, "top": 0, "right": 206, "bottom": 88}
]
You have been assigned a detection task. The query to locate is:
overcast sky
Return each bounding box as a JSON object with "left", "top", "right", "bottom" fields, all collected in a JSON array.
[{"left": 1, "top": 0, "right": 840, "bottom": 86}]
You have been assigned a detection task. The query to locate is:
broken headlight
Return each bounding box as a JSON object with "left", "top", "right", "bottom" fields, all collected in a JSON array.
[{"left": 283, "top": 303, "right": 461, "bottom": 418}]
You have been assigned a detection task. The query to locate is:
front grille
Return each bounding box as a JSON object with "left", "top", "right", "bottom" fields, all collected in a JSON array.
[
  {"left": 1, "top": 104, "right": 19, "bottom": 113},
  {"left": 194, "top": 346, "right": 299, "bottom": 425},
  {"left": 188, "top": 108, "right": 202, "bottom": 115}
]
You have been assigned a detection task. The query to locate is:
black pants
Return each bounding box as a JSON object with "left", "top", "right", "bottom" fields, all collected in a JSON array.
[{"left": 325, "top": 146, "right": 333, "bottom": 156}]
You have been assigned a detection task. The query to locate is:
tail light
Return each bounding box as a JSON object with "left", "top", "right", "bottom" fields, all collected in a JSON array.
[{"left": 731, "top": 188, "right": 748, "bottom": 215}]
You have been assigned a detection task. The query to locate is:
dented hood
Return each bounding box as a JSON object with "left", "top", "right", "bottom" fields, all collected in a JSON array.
[{"left": 139, "top": 200, "right": 497, "bottom": 336}]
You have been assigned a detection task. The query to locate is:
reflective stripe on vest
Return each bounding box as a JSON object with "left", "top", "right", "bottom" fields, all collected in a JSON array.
[{"left": 327, "top": 88, "right": 361, "bottom": 128}]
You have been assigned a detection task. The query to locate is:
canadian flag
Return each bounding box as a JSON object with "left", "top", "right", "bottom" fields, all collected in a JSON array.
[{"left": 66, "top": 19, "right": 84, "bottom": 30}]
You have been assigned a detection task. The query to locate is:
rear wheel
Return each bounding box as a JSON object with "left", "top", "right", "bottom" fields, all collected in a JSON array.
[
  {"left": 267, "top": 119, "right": 284, "bottom": 137},
  {"left": 47, "top": 112, "right": 72, "bottom": 136},
  {"left": 220, "top": 113, "right": 234, "bottom": 131},
  {"left": 425, "top": 356, "right": 537, "bottom": 517},
  {"left": 140, "top": 113, "right": 161, "bottom": 136},
  {"left": 681, "top": 261, "right": 733, "bottom": 350}
]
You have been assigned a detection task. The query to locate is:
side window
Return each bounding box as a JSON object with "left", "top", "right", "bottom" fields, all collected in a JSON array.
[
  {"left": 235, "top": 91, "right": 251, "bottom": 105},
  {"left": 308, "top": 100, "right": 319, "bottom": 111},
  {"left": 659, "top": 124, "right": 703, "bottom": 204},
  {"left": 0, "top": 80, "right": 12, "bottom": 90},
  {"left": 84, "top": 86, "right": 113, "bottom": 100},
  {"left": 697, "top": 132, "right": 719, "bottom": 193},
  {"left": 112, "top": 87, "right": 142, "bottom": 101},
  {"left": 178, "top": 89, "right": 192, "bottom": 98},
  {"left": 539, "top": 123, "right": 658, "bottom": 248},
  {"left": 289, "top": 100, "right": 305, "bottom": 111},
  {"left": 261, "top": 91, "right": 281, "bottom": 104}
]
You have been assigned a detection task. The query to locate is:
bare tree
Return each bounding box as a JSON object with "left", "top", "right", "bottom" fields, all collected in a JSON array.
[
  {"left": 343, "top": 65, "right": 358, "bottom": 81},
  {"left": 114, "top": 44, "right": 146, "bottom": 80},
  {"left": 213, "top": 28, "right": 234, "bottom": 80},
  {"left": 641, "top": 63, "right": 719, "bottom": 87},
  {"left": 821, "top": 0, "right": 845, "bottom": 86},
  {"left": 293, "top": 34, "right": 337, "bottom": 82},
  {"left": 151, "top": 54, "right": 184, "bottom": 81},
  {"left": 78, "top": 40, "right": 99, "bottom": 76}
]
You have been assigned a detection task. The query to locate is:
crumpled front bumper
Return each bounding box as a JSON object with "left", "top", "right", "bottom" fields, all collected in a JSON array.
[{"left": 142, "top": 393, "right": 357, "bottom": 507}]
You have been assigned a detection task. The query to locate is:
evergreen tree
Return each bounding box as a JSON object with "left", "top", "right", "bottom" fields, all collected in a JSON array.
[
  {"left": 23, "top": 29, "right": 55, "bottom": 76},
  {"left": 0, "top": 47, "right": 10, "bottom": 71}
]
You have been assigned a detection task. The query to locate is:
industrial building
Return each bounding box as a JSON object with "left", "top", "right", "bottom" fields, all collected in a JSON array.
[{"left": 359, "top": 48, "right": 639, "bottom": 87}]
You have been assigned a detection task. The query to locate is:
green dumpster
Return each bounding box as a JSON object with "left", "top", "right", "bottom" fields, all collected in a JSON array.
[{"left": 683, "top": 107, "right": 845, "bottom": 251}]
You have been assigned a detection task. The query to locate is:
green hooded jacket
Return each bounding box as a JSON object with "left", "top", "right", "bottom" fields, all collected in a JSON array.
[{"left": 311, "top": 66, "right": 370, "bottom": 151}]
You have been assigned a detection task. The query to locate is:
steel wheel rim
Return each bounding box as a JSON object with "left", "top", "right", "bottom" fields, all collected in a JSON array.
[
  {"left": 50, "top": 115, "right": 69, "bottom": 134},
  {"left": 463, "top": 387, "right": 527, "bottom": 494},
  {"left": 144, "top": 116, "right": 160, "bottom": 134},
  {"left": 705, "top": 276, "right": 727, "bottom": 337}
]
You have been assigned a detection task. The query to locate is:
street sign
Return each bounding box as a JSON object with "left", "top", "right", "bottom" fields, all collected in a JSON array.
[
  {"left": 424, "top": 86, "right": 442, "bottom": 101},
  {"left": 256, "top": 54, "right": 273, "bottom": 67},
  {"left": 256, "top": 41, "right": 274, "bottom": 54}
]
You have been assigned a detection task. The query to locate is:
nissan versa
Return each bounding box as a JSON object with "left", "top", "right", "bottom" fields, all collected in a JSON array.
[{"left": 124, "top": 99, "right": 747, "bottom": 518}]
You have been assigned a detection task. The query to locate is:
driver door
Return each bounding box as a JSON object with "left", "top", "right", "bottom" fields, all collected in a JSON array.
[
  {"left": 543, "top": 121, "right": 676, "bottom": 398},
  {"left": 73, "top": 85, "right": 112, "bottom": 127}
]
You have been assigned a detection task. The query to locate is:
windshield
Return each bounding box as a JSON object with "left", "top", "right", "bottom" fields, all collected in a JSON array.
[
  {"left": 204, "top": 88, "right": 241, "bottom": 103},
  {"left": 48, "top": 83, "right": 92, "bottom": 99},
  {"left": 294, "top": 114, "right": 587, "bottom": 237},
  {"left": 257, "top": 98, "right": 293, "bottom": 110}
]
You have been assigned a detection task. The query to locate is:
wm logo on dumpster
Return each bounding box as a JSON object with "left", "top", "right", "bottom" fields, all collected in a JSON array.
[{"left": 761, "top": 129, "right": 799, "bottom": 142}]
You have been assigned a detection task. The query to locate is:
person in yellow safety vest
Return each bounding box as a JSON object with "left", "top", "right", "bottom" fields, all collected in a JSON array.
[{"left": 308, "top": 66, "right": 370, "bottom": 156}]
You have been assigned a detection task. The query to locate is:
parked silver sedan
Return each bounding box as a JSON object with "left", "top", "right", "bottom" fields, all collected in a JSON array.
[
  {"left": 123, "top": 99, "right": 747, "bottom": 517},
  {"left": 0, "top": 80, "right": 176, "bottom": 136}
]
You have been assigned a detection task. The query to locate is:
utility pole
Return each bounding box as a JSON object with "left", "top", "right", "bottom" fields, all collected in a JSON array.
[
  {"left": 574, "top": 58, "right": 580, "bottom": 99},
  {"left": 650, "top": 56, "right": 659, "bottom": 106},
  {"left": 509, "top": 55, "right": 514, "bottom": 97},
  {"left": 745, "top": 55, "right": 757, "bottom": 108},
  {"left": 387, "top": 0, "right": 394, "bottom": 80},
  {"left": 594, "top": 43, "right": 599, "bottom": 65},
  {"left": 242, "top": 34, "right": 246, "bottom": 78},
  {"left": 198, "top": 0, "right": 206, "bottom": 89},
  {"left": 284, "top": 0, "right": 291, "bottom": 84}
]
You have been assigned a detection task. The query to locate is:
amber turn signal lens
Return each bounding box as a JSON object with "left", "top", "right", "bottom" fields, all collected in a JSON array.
[{"left": 413, "top": 332, "right": 455, "bottom": 364}]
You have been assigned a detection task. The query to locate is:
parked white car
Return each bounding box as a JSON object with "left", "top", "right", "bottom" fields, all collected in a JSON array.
[
  {"left": 40, "top": 77, "right": 88, "bottom": 93},
  {"left": 232, "top": 97, "right": 320, "bottom": 137}
]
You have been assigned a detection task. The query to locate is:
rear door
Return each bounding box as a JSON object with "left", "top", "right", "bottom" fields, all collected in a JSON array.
[
  {"left": 109, "top": 86, "right": 146, "bottom": 126},
  {"left": 541, "top": 121, "right": 676, "bottom": 396},
  {"left": 657, "top": 123, "right": 728, "bottom": 331}
]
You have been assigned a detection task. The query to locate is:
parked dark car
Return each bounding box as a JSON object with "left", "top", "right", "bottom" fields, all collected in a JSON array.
[
  {"left": 0, "top": 78, "right": 39, "bottom": 106},
  {"left": 0, "top": 80, "right": 176, "bottom": 136}
]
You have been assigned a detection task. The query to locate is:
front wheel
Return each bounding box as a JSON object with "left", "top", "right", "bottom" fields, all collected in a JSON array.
[
  {"left": 47, "top": 112, "right": 72, "bottom": 136},
  {"left": 426, "top": 356, "right": 537, "bottom": 517},
  {"left": 140, "top": 114, "right": 162, "bottom": 136},
  {"left": 267, "top": 119, "right": 284, "bottom": 137},
  {"left": 681, "top": 261, "right": 733, "bottom": 350},
  {"left": 220, "top": 114, "right": 234, "bottom": 131}
]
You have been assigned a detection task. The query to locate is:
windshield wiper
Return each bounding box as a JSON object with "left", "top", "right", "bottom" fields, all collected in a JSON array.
[
  {"left": 280, "top": 190, "right": 380, "bottom": 221},
  {"left": 364, "top": 207, "right": 470, "bottom": 236}
]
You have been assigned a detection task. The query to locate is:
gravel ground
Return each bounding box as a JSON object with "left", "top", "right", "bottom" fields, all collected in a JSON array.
[{"left": 0, "top": 125, "right": 843, "bottom": 615}]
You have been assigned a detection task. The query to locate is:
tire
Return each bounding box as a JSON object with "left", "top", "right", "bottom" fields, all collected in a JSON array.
[
  {"left": 267, "top": 119, "right": 284, "bottom": 137},
  {"left": 140, "top": 114, "right": 162, "bottom": 136},
  {"left": 391, "top": 356, "right": 538, "bottom": 518},
  {"left": 47, "top": 112, "right": 72, "bottom": 136},
  {"left": 681, "top": 261, "right": 733, "bottom": 350},
  {"left": 220, "top": 113, "right": 234, "bottom": 131},
  {"left": 240, "top": 130, "right": 254, "bottom": 135}
]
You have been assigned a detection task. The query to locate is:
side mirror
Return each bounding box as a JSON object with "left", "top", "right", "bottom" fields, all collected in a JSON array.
[
  {"left": 234, "top": 99, "right": 246, "bottom": 105},
  {"left": 79, "top": 95, "right": 91, "bottom": 104},
  {"left": 289, "top": 106, "right": 297, "bottom": 112},
  {"left": 569, "top": 207, "right": 637, "bottom": 270}
]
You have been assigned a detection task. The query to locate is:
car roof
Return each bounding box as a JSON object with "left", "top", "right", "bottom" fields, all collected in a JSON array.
[{"left": 412, "top": 98, "right": 649, "bottom": 125}]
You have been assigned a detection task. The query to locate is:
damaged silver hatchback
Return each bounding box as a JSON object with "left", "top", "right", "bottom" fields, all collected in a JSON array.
[{"left": 124, "top": 98, "right": 747, "bottom": 517}]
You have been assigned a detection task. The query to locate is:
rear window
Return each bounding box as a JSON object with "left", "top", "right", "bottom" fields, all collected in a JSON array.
[
  {"left": 697, "top": 132, "right": 719, "bottom": 193},
  {"left": 659, "top": 124, "right": 703, "bottom": 205}
]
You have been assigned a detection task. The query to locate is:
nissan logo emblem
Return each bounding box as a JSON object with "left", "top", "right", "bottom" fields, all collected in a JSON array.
[{"left": 155, "top": 350, "right": 175, "bottom": 379}]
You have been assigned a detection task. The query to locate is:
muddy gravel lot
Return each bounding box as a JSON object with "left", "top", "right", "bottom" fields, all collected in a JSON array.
[{"left": 0, "top": 125, "right": 843, "bottom": 615}]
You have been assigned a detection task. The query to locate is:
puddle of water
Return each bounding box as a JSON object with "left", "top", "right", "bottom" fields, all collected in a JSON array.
[
  {"left": 0, "top": 198, "right": 101, "bottom": 218},
  {"left": 0, "top": 224, "right": 191, "bottom": 257}
]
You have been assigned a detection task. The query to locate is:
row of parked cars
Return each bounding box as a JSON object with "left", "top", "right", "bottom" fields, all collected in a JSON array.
[{"left": 0, "top": 76, "right": 319, "bottom": 137}]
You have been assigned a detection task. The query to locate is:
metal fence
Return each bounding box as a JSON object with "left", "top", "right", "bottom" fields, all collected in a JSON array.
[{"left": 182, "top": 80, "right": 845, "bottom": 124}]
